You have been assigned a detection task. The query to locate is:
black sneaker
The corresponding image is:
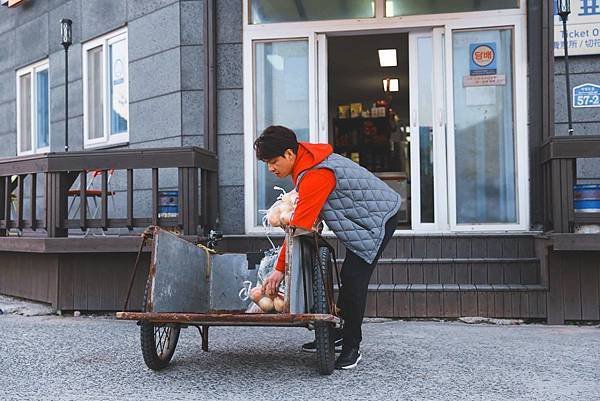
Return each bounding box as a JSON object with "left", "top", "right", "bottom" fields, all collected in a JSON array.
[
  {"left": 301, "top": 337, "right": 344, "bottom": 353},
  {"left": 335, "top": 347, "right": 362, "bottom": 370}
]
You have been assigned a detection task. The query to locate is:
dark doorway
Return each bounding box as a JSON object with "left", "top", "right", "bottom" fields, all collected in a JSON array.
[{"left": 328, "top": 33, "right": 411, "bottom": 227}]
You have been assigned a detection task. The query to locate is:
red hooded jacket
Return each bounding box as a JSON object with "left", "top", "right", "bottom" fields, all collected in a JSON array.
[{"left": 274, "top": 142, "right": 335, "bottom": 272}]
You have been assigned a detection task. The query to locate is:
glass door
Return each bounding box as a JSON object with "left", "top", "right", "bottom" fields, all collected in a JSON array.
[
  {"left": 409, "top": 28, "right": 448, "bottom": 231},
  {"left": 254, "top": 39, "right": 311, "bottom": 225},
  {"left": 244, "top": 31, "right": 319, "bottom": 231},
  {"left": 445, "top": 22, "right": 529, "bottom": 231}
]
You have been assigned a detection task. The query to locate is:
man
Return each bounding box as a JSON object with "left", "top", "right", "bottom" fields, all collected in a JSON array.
[{"left": 255, "top": 125, "right": 401, "bottom": 370}]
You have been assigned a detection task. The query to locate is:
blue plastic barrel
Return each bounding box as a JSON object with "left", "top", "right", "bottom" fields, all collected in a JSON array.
[{"left": 573, "top": 184, "right": 600, "bottom": 212}]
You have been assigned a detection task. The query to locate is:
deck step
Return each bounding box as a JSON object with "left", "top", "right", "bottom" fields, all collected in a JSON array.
[
  {"left": 334, "top": 284, "right": 548, "bottom": 319},
  {"left": 336, "top": 258, "right": 540, "bottom": 264},
  {"left": 333, "top": 284, "right": 547, "bottom": 292},
  {"left": 330, "top": 257, "right": 543, "bottom": 286},
  {"left": 371, "top": 284, "right": 547, "bottom": 292}
]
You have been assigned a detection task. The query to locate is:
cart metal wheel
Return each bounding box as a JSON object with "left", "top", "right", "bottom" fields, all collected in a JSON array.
[
  {"left": 139, "top": 278, "right": 181, "bottom": 370},
  {"left": 311, "top": 245, "right": 336, "bottom": 375}
]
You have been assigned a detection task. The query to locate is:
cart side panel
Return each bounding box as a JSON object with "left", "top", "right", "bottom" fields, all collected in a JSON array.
[
  {"left": 210, "top": 254, "right": 257, "bottom": 311},
  {"left": 152, "top": 230, "right": 210, "bottom": 313}
]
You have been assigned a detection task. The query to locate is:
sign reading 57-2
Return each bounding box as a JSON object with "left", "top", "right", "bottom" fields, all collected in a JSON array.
[{"left": 573, "top": 84, "right": 600, "bottom": 108}]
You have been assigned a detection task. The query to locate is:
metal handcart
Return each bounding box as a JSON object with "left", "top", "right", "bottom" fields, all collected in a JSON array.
[{"left": 116, "top": 226, "right": 340, "bottom": 375}]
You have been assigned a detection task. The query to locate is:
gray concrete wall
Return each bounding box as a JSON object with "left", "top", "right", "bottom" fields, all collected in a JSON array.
[
  {"left": 555, "top": 56, "right": 600, "bottom": 181},
  {"left": 555, "top": 56, "right": 600, "bottom": 135},
  {"left": 0, "top": 0, "right": 205, "bottom": 152},
  {"left": 215, "top": 0, "right": 244, "bottom": 233},
  {"left": 0, "top": 0, "right": 245, "bottom": 234}
]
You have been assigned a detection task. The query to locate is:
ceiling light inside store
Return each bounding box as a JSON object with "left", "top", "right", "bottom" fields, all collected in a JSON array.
[
  {"left": 378, "top": 49, "right": 397, "bottom": 67},
  {"left": 383, "top": 78, "right": 399, "bottom": 92}
]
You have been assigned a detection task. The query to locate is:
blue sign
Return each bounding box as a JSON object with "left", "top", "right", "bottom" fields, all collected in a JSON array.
[
  {"left": 573, "top": 83, "right": 600, "bottom": 108},
  {"left": 469, "top": 42, "right": 497, "bottom": 76}
]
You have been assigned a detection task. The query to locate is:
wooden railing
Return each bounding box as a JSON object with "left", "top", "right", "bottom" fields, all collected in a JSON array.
[
  {"left": 0, "top": 147, "right": 218, "bottom": 237},
  {"left": 540, "top": 135, "right": 600, "bottom": 233}
]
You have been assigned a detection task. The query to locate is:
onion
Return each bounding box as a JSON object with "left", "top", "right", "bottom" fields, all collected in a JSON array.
[
  {"left": 280, "top": 211, "right": 292, "bottom": 226},
  {"left": 267, "top": 205, "right": 282, "bottom": 227},
  {"left": 281, "top": 190, "right": 298, "bottom": 205},
  {"left": 273, "top": 296, "right": 285, "bottom": 313},
  {"left": 258, "top": 297, "right": 274, "bottom": 312},
  {"left": 249, "top": 286, "right": 263, "bottom": 303}
]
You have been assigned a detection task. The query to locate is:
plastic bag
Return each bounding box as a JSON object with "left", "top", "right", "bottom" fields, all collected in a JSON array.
[
  {"left": 245, "top": 301, "right": 264, "bottom": 314},
  {"left": 243, "top": 185, "right": 296, "bottom": 314},
  {"left": 239, "top": 247, "right": 285, "bottom": 313},
  {"left": 265, "top": 187, "right": 298, "bottom": 228},
  {"left": 257, "top": 248, "right": 283, "bottom": 287}
]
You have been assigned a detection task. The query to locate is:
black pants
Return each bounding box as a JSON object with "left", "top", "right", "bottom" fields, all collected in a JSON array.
[{"left": 336, "top": 212, "right": 399, "bottom": 350}]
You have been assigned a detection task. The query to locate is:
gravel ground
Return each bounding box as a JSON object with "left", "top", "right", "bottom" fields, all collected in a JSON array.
[{"left": 0, "top": 314, "right": 598, "bottom": 401}]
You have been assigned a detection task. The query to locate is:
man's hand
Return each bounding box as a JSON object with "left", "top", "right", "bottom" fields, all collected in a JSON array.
[{"left": 263, "top": 270, "right": 284, "bottom": 297}]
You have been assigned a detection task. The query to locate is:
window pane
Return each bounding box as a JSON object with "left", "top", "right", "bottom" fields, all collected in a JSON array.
[
  {"left": 386, "top": 0, "right": 518, "bottom": 17},
  {"left": 87, "top": 46, "right": 104, "bottom": 140},
  {"left": 109, "top": 38, "right": 128, "bottom": 135},
  {"left": 452, "top": 29, "right": 516, "bottom": 224},
  {"left": 255, "top": 40, "right": 309, "bottom": 225},
  {"left": 251, "top": 0, "right": 374, "bottom": 24},
  {"left": 36, "top": 69, "right": 49, "bottom": 149},
  {"left": 19, "top": 73, "right": 32, "bottom": 153},
  {"left": 416, "top": 37, "right": 434, "bottom": 223}
]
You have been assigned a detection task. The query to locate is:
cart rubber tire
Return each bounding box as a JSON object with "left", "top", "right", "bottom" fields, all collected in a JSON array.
[
  {"left": 140, "top": 278, "right": 181, "bottom": 371},
  {"left": 312, "top": 246, "right": 336, "bottom": 375}
]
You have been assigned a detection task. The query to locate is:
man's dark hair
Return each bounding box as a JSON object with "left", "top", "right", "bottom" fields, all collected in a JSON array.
[{"left": 254, "top": 125, "right": 298, "bottom": 161}]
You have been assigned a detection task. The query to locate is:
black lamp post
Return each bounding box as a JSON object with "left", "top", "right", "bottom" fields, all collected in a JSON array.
[
  {"left": 557, "top": 0, "right": 574, "bottom": 135},
  {"left": 60, "top": 19, "right": 72, "bottom": 151}
]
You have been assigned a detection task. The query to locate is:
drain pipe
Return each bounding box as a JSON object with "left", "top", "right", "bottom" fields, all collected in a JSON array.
[
  {"left": 204, "top": 0, "right": 217, "bottom": 152},
  {"left": 203, "top": 0, "right": 219, "bottom": 231}
]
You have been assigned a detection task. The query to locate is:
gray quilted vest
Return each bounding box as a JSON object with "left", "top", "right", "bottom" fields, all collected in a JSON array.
[{"left": 296, "top": 153, "right": 402, "bottom": 264}]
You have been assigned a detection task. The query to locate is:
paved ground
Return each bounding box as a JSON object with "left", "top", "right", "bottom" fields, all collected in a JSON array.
[{"left": 1, "top": 314, "right": 599, "bottom": 401}]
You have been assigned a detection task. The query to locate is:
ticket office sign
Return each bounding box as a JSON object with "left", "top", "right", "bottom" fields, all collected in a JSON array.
[{"left": 554, "top": 0, "right": 600, "bottom": 56}]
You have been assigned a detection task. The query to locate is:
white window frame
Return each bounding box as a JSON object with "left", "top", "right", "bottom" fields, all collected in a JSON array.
[
  {"left": 408, "top": 29, "right": 449, "bottom": 232},
  {"left": 82, "top": 27, "right": 129, "bottom": 149},
  {"left": 243, "top": 1, "right": 528, "bottom": 234},
  {"left": 16, "top": 59, "right": 50, "bottom": 156}
]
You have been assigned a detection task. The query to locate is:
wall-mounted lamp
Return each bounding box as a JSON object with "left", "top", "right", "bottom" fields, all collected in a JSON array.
[
  {"left": 382, "top": 78, "right": 399, "bottom": 92},
  {"left": 60, "top": 19, "right": 72, "bottom": 152},
  {"left": 557, "top": 0, "right": 574, "bottom": 135},
  {"left": 60, "top": 18, "right": 72, "bottom": 48},
  {"left": 557, "top": 0, "right": 571, "bottom": 18},
  {"left": 378, "top": 49, "right": 397, "bottom": 67}
]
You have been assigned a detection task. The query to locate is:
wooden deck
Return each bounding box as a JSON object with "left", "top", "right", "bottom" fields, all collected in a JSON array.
[
  {"left": 0, "top": 233, "right": 597, "bottom": 324},
  {"left": 0, "top": 147, "right": 218, "bottom": 237}
]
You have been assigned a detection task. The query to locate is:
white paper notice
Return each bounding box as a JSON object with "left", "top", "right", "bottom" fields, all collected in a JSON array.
[{"left": 463, "top": 74, "right": 506, "bottom": 87}]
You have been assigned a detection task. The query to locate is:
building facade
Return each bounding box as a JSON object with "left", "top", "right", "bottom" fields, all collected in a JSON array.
[{"left": 0, "top": 0, "right": 598, "bottom": 324}]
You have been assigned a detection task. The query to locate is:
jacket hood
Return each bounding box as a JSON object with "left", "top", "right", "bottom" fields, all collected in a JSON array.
[{"left": 292, "top": 142, "right": 333, "bottom": 183}]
